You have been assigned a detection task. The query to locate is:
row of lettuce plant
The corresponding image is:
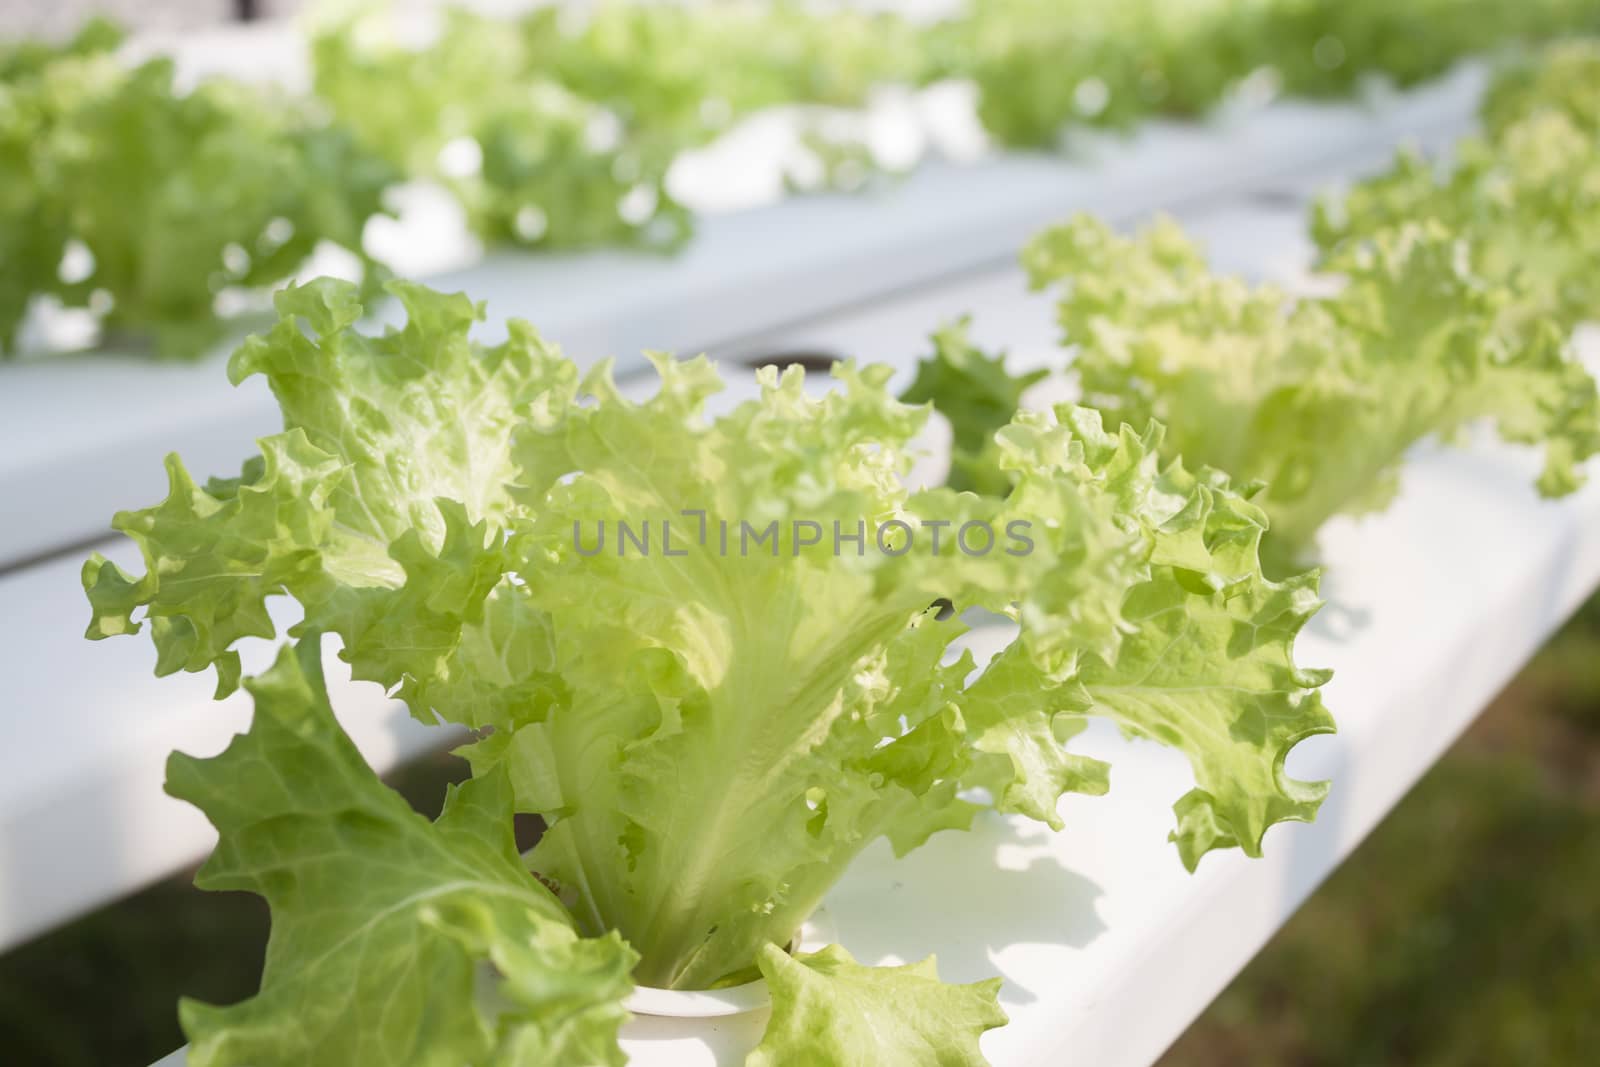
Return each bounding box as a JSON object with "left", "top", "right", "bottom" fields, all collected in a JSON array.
[
  {"left": 7, "top": 0, "right": 1600, "bottom": 359},
  {"left": 952, "top": 0, "right": 1600, "bottom": 144},
  {"left": 72, "top": 25, "right": 1600, "bottom": 1067},
  {"left": 0, "top": 19, "right": 394, "bottom": 359},
  {"left": 908, "top": 38, "right": 1600, "bottom": 572}
]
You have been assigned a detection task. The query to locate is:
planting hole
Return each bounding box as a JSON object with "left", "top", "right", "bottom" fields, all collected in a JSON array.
[
  {"left": 1249, "top": 187, "right": 1305, "bottom": 209},
  {"left": 743, "top": 349, "right": 841, "bottom": 374}
]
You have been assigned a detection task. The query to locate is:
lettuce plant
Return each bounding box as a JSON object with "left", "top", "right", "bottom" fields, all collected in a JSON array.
[
  {"left": 1015, "top": 215, "right": 1600, "bottom": 567},
  {"left": 1481, "top": 37, "right": 1600, "bottom": 136},
  {"left": 0, "top": 22, "right": 396, "bottom": 359},
  {"left": 311, "top": 2, "right": 927, "bottom": 253},
  {"left": 0, "top": 20, "right": 122, "bottom": 352},
  {"left": 310, "top": 7, "right": 692, "bottom": 253},
  {"left": 86, "top": 278, "right": 1332, "bottom": 1064},
  {"left": 1259, "top": 0, "right": 1600, "bottom": 100},
  {"left": 1313, "top": 116, "right": 1600, "bottom": 333},
  {"left": 909, "top": 40, "right": 1600, "bottom": 568},
  {"left": 1315, "top": 43, "right": 1600, "bottom": 333},
  {"left": 929, "top": 0, "right": 1274, "bottom": 147},
  {"left": 906, "top": 212, "right": 1598, "bottom": 568}
]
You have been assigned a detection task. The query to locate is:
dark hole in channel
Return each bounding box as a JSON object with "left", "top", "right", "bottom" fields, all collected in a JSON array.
[
  {"left": 1247, "top": 187, "right": 1305, "bottom": 209},
  {"left": 743, "top": 350, "right": 841, "bottom": 374}
]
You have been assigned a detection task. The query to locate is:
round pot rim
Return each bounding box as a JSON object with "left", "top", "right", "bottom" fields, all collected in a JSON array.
[
  {"left": 625, "top": 979, "right": 770, "bottom": 1018},
  {"left": 625, "top": 905, "right": 839, "bottom": 1018}
]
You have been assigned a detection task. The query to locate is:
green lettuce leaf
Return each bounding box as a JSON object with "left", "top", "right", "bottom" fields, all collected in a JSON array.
[
  {"left": 1078, "top": 564, "right": 1332, "bottom": 867},
  {"left": 83, "top": 277, "right": 574, "bottom": 698},
  {"left": 957, "top": 411, "right": 1335, "bottom": 866},
  {"left": 900, "top": 318, "right": 1047, "bottom": 496},
  {"left": 170, "top": 637, "right": 636, "bottom": 1067},
  {"left": 748, "top": 944, "right": 1007, "bottom": 1067}
]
